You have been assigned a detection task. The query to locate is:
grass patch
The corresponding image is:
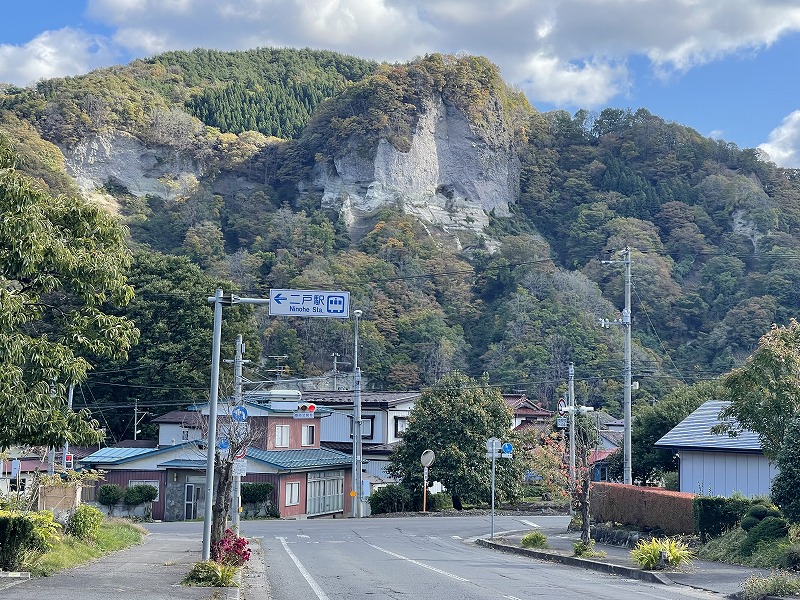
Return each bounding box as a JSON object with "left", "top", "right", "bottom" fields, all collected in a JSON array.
[
  {"left": 28, "top": 519, "right": 146, "bottom": 576},
  {"left": 698, "top": 526, "right": 798, "bottom": 569}
]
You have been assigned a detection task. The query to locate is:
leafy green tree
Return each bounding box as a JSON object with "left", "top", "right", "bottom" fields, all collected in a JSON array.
[
  {"left": 0, "top": 134, "right": 138, "bottom": 448},
  {"left": 771, "top": 418, "right": 800, "bottom": 523},
  {"left": 718, "top": 319, "right": 800, "bottom": 461},
  {"left": 387, "top": 372, "right": 523, "bottom": 508},
  {"left": 87, "top": 251, "right": 259, "bottom": 441}
]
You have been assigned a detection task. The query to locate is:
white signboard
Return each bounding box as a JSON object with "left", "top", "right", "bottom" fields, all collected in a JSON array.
[
  {"left": 232, "top": 459, "right": 247, "bottom": 476},
  {"left": 269, "top": 289, "right": 350, "bottom": 318}
]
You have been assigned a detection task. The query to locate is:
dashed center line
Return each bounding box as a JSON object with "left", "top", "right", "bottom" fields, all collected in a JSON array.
[{"left": 365, "top": 542, "right": 470, "bottom": 582}]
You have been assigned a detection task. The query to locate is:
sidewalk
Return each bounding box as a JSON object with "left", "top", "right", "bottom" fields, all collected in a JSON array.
[
  {"left": 480, "top": 526, "right": 777, "bottom": 599},
  {"left": 1, "top": 530, "right": 240, "bottom": 600}
]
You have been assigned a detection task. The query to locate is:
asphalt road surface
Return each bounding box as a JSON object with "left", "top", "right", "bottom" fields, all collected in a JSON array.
[{"left": 233, "top": 515, "right": 718, "bottom": 600}]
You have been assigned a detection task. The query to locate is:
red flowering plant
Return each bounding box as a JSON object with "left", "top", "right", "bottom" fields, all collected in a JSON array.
[{"left": 211, "top": 529, "right": 251, "bottom": 567}]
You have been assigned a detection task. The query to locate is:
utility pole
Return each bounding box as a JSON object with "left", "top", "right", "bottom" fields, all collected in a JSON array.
[
  {"left": 202, "top": 289, "right": 270, "bottom": 561},
  {"left": 62, "top": 384, "right": 74, "bottom": 469},
  {"left": 133, "top": 399, "right": 148, "bottom": 441},
  {"left": 352, "top": 309, "right": 363, "bottom": 518},
  {"left": 568, "top": 362, "right": 576, "bottom": 486},
  {"left": 601, "top": 247, "right": 632, "bottom": 485},
  {"left": 231, "top": 335, "right": 247, "bottom": 536}
]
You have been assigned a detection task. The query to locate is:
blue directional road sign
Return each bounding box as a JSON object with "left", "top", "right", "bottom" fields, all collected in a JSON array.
[
  {"left": 231, "top": 406, "right": 248, "bottom": 423},
  {"left": 269, "top": 289, "right": 350, "bottom": 318},
  {"left": 501, "top": 442, "right": 513, "bottom": 454}
]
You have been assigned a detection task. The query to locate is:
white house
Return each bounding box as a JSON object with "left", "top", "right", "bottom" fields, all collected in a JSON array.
[{"left": 655, "top": 400, "right": 777, "bottom": 497}]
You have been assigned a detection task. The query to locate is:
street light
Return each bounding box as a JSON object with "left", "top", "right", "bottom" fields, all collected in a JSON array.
[{"left": 352, "top": 309, "right": 363, "bottom": 518}]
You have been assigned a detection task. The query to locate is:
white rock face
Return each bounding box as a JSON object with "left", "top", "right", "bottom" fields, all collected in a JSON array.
[
  {"left": 61, "top": 131, "right": 200, "bottom": 200},
  {"left": 311, "top": 96, "right": 520, "bottom": 240}
]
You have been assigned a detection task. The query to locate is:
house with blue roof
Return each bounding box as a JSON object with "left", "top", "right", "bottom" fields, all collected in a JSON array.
[
  {"left": 80, "top": 395, "right": 354, "bottom": 521},
  {"left": 655, "top": 400, "right": 778, "bottom": 497}
]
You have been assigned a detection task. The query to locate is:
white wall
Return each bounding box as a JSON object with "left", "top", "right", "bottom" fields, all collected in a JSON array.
[
  {"left": 680, "top": 451, "right": 778, "bottom": 498},
  {"left": 157, "top": 423, "right": 202, "bottom": 447}
]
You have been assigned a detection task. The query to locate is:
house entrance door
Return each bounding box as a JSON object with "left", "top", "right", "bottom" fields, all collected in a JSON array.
[{"left": 184, "top": 479, "right": 205, "bottom": 520}]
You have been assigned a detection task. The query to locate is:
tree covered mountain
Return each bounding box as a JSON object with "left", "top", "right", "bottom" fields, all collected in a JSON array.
[{"left": 3, "top": 47, "right": 799, "bottom": 439}]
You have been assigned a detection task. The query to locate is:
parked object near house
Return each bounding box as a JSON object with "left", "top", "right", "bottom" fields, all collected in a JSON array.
[{"left": 655, "top": 400, "right": 777, "bottom": 497}]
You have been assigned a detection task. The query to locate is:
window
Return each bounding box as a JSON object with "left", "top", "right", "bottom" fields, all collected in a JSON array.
[
  {"left": 275, "top": 425, "right": 289, "bottom": 447},
  {"left": 394, "top": 416, "right": 408, "bottom": 436},
  {"left": 181, "top": 429, "right": 189, "bottom": 441},
  {"left": 350, "top": 415, "right": 375, "bottom": 439},
  {"left": 128, "top": 479, "right": 160, "bottom": 502},
  {"left": 302, "top": 424, "right": 315, "bottom": 446},
  {"left": 286, "top": 482, "right": 300, "bottom": 506}
]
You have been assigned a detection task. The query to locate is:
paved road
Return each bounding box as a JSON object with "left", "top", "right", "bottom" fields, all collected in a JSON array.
[{"left": 235, "top": 515, "right": 718, "bottom": 600}]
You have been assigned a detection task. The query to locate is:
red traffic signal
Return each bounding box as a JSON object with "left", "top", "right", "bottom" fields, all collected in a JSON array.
[{"left": 298, "top": 403, "right": 317, "bottom": 412}]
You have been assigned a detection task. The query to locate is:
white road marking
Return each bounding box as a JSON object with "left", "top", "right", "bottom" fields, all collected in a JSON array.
[
  {"left": 277, "top": 536, "right": 331, "bottom": 600},
  {"left": 519, "top": 520, "right": 540, "bottom": 528},
  {"left": 366, "top": 542, "right": 470, "bottom": 582},
  {"left": 298, "top": 534, "right": 310, "bottom": 538},
  {"left": 452, "top": 535, "right": 462, "bottom": 540},
  {"left": 504, "top": 596, "right": 525, "bottom": 600}
]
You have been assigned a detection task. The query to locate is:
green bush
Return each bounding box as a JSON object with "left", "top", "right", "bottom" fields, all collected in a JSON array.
[
  {"left": 25, "top": 510, "right": 62, "bottom": 553},
  {"left": 694, "top": 495, "right": 753, "bottom": 542},
  {"left": 741, "top": 571, "right": 800, "bottom": 600},
  {"left": 183, "top": 560, "right": 238, "bottom": 587},
  {"left": 630, "top": 537, "right": 693, "bottom": 570},
  {"left": 0, "top": 515, "right": 36, "bottom": 570},
  {"left": 428, "top": 492, "right": 453, "bottom": 511},
  {"left": 123, "top": 484, "right": 158, "bottom": 507},
  {"left": 780, "top": 543, "right": 800, "bottom": 570},
  {"left": 66, "top": 504, "right": 104, "bottom": 542},
  {"left": 741, "top": 515, "right": 761, "bottom": 531},
  {"left": 521, "top": 531, "right": 547, "bottom": 548},
  {"left": 742, "top": 516, "right": 790, "bottom": 556},
  {"left": 98, "top": 484, "right": 123, "bottom": 514},
  {"left": 368, "top": 484, "right": 411, "bottom": 514},
  {"left": 747, "top": 504, "right": 770, "bottom": 520},
  {"left": 241, "top": 482, "right": 273, "bottom": 504}
]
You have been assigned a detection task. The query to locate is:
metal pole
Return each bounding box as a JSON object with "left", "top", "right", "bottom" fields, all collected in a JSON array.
[
  {"left": 352, "top": 309, "right": 363, "bottom": 518},
  {"left": 423, "top": 466, "right": 428, "bottom": 513},
  {"left": 568, "top": 363, "right": 576, "bottom": 487},
  {"left": 48, "top": 380, "right": 56, "bottom": 475},
  {"left": 202, "top": 289, "right": 224, "bottom": 561},
  {"left": 623, "top": 247, "right": 632, "bottom": 485},
  {"left": 490, "top": 452, "right": 496, "bottom": 539},
  {"left": 62, "top": 385, "right": 74, "bottom": 468},
  {"left": 134, "top": 399, "right": 138, "bottom": 441},
  {"left": 233, "top": 334, "right": 243, "bottom": 537}
]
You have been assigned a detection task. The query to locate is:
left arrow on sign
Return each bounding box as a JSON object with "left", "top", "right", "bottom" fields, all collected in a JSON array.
[{"left": 273, "top": 293, "right": 286, "bottom": 304}]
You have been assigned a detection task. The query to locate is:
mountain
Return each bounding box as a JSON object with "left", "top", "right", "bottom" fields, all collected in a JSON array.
[{"left": 3, "top": 48, "right": 800, "bottom": 427}]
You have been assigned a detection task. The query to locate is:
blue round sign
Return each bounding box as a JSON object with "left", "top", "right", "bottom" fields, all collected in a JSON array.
[
  {"left": 218, "top": 438, "right": 230, "bottom": 450},
  {"left": 501, "top": 442, "right": 513, "bottom": 454},
  {"left": 231, "top": 405, "right": 248, "bottom": 423}
]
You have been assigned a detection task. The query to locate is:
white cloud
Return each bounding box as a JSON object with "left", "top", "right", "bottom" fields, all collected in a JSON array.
[
  {"left": 0, "top": 28, "right": 117, "bottom": 86},
  {"left": 758, "top": 111, "right": 800, "bottom": 168},
  {"left": 3, "top": 0, "right": 800, "bottom": 112}
]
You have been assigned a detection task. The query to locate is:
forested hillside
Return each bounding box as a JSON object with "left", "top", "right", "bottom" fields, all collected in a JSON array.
[{"left": 3, "top": 47, "right": 799, "bottom": 441}]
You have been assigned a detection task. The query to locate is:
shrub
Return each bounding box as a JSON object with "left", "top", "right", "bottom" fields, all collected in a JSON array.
[
  {"left": 241, "top": 482, "right": 273, "bottom": 504},
  {"left": 521, "top": 531, "right": 547, "bottom": 548},
  {"left": 748, "top": 504, "right": 770, "bottom": 520},
  {"left": 212, "top": 529, "right": 251, "bottom": 567},
  {"left": 741, "top": 571, "right": 800, "bottom": 600},
  {"left": 741, "top": 515, "right": 761, "bottom": 531},
  {"left": 780, "top": 543, "right": 800, "bottom": 570},
  {"left": 592, "top": 483, "right": 695, "bottom": 535},
  {"left": 429, "top": 492, "right": 453, "bottom": 511},
  {"left": 24, "top": 510, "right": 62, "bottom": 553},
  {"left": 183, "top": 560, "right": 238, "bottom": 587},
  {"left": 123, "top": 484, "right": 158, "bottom": 507},
  {"left": 0, "top": 515, "right": 36, "bottom": 570},
  {"left": 573, "top": 539, "right": 605, "bottom": 558},
  {"left": 98, "top": 484, "right": 123, "bottom": 515},
  {"left": 630, "top": 537, "right": 693, "bottom": 570},
  {"left": 694, "top": 495, "right": 753, "bottom": 542},
  {"left": 368, "top": 484, "right": 411, "bottom": 514},
  {"left": 742, "top": 516, "right": 790, "bottom": 556},
  {"left": 66, "top": 504, "right": 104, "bottom": 542}
]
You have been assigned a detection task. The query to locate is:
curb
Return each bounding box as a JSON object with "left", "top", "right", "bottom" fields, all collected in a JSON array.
[
  {"left": 0, "top": 571, "right": 31, "bottom": 592},
  {"left": 476, "top": 538, "right": 674, "bottom": 586}
]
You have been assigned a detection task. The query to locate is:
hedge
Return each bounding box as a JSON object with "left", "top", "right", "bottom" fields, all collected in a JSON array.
[
  {"left": 694, "top": 495, "right": 753, "bottom": 541},
  {"left": 590, "top": 483, "right": 695, "bottom": 535},
  {"left": 0, "top": 515, "right": 36, "bottom": 571}
]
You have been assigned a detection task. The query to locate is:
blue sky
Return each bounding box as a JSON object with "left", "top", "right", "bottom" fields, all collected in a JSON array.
[{"left": 2, "top": 0, "right": 800, "bottom": 166}]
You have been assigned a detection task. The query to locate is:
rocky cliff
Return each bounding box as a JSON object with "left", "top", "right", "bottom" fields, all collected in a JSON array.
[{"left": 302, "top": 95, "right": 521, "bottom": 245}]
